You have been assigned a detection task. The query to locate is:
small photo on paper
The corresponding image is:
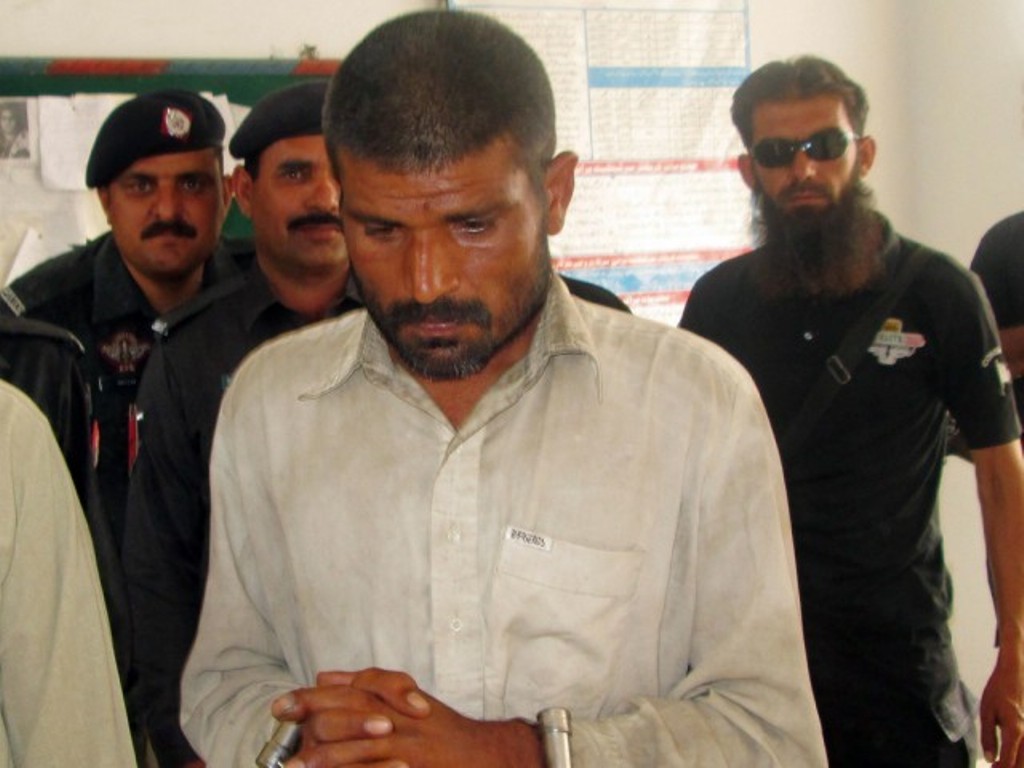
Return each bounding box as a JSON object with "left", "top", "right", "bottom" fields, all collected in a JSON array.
[{"left": 0, "top": 99, "right": 34, "bottom": 162}]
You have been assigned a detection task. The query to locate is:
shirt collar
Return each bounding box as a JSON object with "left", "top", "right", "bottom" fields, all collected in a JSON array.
[
  {"left": 91, "top": 234, "right": 155, "bottom": 324},
  {"left": 239, "top": 262, "right": 362, "bottom": 334},
  {"left": 238, "top": 264, "right": 287, "bottom": 331},
  {"left": 91, "top": 234, "right": 240, "bottom": 325},
  {"left": 877, "top": 214, "right": 900, "bottom": 264}
]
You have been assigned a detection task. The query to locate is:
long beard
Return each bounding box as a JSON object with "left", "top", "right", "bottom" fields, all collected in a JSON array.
[{"left": 752, "top": 177, "right": 883, "bottom": 299}]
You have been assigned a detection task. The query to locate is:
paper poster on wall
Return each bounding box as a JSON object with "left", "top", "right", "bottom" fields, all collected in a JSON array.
[
  {"left": 0, "top": 98, "right": 35, "bottom": 163},
  {"left": 451, "top": 0, "right": 752, "bottom": 325}
]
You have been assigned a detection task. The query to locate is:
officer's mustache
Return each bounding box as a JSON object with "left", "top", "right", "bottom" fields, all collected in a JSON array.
[
  {"left": 288, "top": 212, "right": 343, "bottom": 231},
  {"left": 141, "top": 219, "right": 198, "bottom": 239}
]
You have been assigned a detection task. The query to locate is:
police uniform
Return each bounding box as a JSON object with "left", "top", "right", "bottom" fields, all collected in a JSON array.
[
  {"left": 560, "top": 275, "right": 630, "bottom": 312},
  {"left": 0, "top": 232, "right": 240, "bottom": 548},
  {"left": 682, "top": 217, "right": 1018, "bottom": 765},
  {"left": 125, "top": 79, "right": 345, "bottom": 768}
]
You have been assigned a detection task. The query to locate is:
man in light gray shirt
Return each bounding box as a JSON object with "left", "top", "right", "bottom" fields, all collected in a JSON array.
[{"left": 181, "top": 11, "right": 826, "bottom": 767}]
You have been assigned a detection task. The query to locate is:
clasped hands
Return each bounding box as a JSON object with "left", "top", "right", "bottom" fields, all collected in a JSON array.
[{"left": 270, "top": 668, "right": 544, "bottom": 768}]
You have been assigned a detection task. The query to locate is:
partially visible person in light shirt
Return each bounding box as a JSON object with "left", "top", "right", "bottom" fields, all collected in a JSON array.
[
  {"left": 180, "top": 10, "right": 827, "bottom": 767},
  {"left": 0, "top": 379, "right": 135, "bottom": 766}
]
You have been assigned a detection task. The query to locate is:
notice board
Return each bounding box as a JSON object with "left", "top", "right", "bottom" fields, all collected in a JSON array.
[{"left": 450, "top": 0, "right": 752, "bottom": 324}]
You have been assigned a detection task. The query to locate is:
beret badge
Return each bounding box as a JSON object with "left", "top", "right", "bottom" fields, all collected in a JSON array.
[{"left": 161, "top": 106, "right": 193, "bottom": 141}]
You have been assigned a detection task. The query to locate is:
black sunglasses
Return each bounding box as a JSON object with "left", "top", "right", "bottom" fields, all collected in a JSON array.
[{"left": 751, "top": 127, "right": 859, "bottom": 168}]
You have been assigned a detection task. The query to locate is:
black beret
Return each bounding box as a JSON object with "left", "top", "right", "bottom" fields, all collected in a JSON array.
[
  {"left": 229, "top": 80, "right": 329, "bottom": 162},
  {"left": 85, "top": 89, "right": 225, "bottom": 188}
]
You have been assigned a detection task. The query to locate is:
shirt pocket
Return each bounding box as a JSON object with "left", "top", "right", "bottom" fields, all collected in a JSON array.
[{"left": 486, "top": 533, "right": 645, "bottom": 718}]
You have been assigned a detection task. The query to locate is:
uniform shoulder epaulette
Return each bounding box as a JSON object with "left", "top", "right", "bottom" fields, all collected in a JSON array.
[
  {"left": 0, "top": 285, "right": 26, "bottom": 316},
  {"left": 152, "top": 270, "right": 250, "bottom": 338},
  {"left": 0, "top": 315, "right": 85, "bottom": 355},
  {"left": 1, "top": 240, "right": 102, "bottom": 316}
]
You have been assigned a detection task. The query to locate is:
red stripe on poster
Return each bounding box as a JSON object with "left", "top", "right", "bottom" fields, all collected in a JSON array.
[
  {"left": 577, "top": 158, "right": 739, "bottom": 175},
  {"left": 293, "top": 60, "right": 342, "bottom": 76},
  {"left": 47, "top": 59, "right": 171, "bottom": 76}
]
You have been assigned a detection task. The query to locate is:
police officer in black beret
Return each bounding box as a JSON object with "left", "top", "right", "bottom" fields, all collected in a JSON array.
[
  {"left": 0, "top": 88, "right": 237, "bottom": 546},
  {"left": 0, "top": 88, "right": 239, "bottom": 764}
]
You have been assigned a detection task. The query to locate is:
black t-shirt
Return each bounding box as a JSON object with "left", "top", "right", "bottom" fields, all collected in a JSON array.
[{"left": 681, "top": 222, "right": 1019, "bottom": 713}]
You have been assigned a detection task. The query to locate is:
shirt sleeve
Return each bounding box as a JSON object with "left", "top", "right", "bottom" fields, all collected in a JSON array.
[
  {"left": 0, "top": 385, "right": 135, "bottom": 765},
  {"left": 932, "top": 257, "right": 1021, "bottom": 447},
  {"left": 570, "top": 360, "right": 827, "bottom": 767},
  {"left": 180, "top": 370, "right": 298, "bottom": 766},
  {"left": 971, "top": 215, "right": 1024, "bottom": 329}
]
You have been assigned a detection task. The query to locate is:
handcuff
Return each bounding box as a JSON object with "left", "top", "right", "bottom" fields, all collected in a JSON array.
[
  {"left": 537, "top": 707, "right": 573, "bottom": 768},
  {"left": 256, "top": 707, "right": 573, "bottom": 767}
]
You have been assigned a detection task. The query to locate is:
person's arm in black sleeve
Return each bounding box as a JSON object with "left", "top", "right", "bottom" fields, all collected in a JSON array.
[
  {"left": 0, "top": 327, "right": 132, "bottom": 683},
  {"left": 972, "top": 217, "right": 1024, "bottom": 378}
]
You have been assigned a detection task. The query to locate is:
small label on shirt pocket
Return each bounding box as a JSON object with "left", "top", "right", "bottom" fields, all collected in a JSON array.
[{"left": 498, "top": 526, "right": 642, "bottom": 598}]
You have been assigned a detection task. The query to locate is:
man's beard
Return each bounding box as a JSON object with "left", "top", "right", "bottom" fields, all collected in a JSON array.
[
  {"left": 752, "top": 176, "right": 883, "bottom": 299},
  {"left": 356, "top": 236, "right": 552, "bottom": 382}
]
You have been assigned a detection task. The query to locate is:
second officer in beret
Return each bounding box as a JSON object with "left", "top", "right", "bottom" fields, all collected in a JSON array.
[{"left": 123, "top": 80, "right": 356, "bottom": 768}]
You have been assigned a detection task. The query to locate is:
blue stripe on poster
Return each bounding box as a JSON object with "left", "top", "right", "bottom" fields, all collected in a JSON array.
[
  {"left": 560, "top": 261, "right": 721, "bottom": 295},
  {"left": 588, "top": 66, "right": 747, "bottom": 89}
]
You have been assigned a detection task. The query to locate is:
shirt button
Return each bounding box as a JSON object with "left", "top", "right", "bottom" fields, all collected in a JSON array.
[
  {"left": 450, "top": 618, "right": 463, "bottom": 633},
  {"left": 447, "top": 524, "right": 461, "bottom": 543}
]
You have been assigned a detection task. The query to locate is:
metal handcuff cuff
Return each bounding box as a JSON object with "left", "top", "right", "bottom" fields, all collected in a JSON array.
[
  {"left": 255, "top": 707, "right": 573, "bottom": 767},
  {"left": 537, "top": 707, "right": 573, "bottom": 768}
]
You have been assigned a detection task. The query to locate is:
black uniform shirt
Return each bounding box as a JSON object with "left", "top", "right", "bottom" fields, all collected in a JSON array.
[
  {"left": 0, "top": 232, "right": 241, "bottom": 547},
  {"left": 125, "top": 251, "right": 361, "bottom": 766}
]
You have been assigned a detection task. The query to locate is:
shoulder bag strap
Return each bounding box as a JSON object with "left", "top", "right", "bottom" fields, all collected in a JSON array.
[{"left": 779, "top": 245, "right": 931, "bottom": 460}]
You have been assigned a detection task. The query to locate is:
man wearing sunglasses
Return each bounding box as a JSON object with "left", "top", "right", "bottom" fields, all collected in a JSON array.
[{"left": 682, "top": 56, "right": 1024, "bottom": 768}]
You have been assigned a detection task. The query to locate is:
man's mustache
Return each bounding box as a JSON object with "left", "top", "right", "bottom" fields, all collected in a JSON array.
[
  {"left": 141, "top": 219, "right": 198, "bottom": 239},
  {"left": 389, "top": 297, "right": 491, "bottom": 328},
  {"left": 779, "top": 181, "right": 830, "bottom": 202},
  {"left": 288, "top": 212, "right": 344, "bottom": 232}
]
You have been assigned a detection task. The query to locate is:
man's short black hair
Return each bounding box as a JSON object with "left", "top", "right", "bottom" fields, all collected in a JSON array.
[
  {"left": 731, "top": 56, "right": 869, "bottom": 148},
  {"left": 323, "top": 10, "right": 556, "bottom": 178}
]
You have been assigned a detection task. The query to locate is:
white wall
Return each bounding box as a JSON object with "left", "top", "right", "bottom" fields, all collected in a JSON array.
[
  {"left": 2, "top": 0, "right": 1021, "bottom": 721},
  {"left": 0, "top": 0, "right": 442, "bottom": 59}
]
